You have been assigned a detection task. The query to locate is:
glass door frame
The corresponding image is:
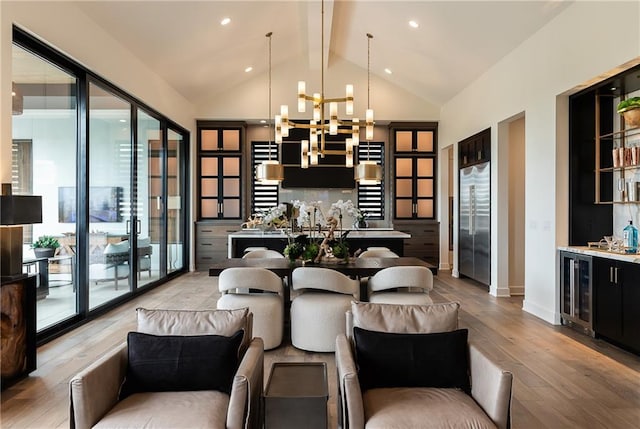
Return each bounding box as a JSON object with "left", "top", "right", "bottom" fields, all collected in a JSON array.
[{"left": 13, "top": 26, "right": 190, "bottom": 345}]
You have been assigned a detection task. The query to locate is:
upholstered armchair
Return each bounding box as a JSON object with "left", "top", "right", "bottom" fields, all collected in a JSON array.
[
  {"left": 336, "top": 302, "right": 513, "bottom": 429},
  {"left": 69, "top": 308, "right": 264, "bottom": 429}
]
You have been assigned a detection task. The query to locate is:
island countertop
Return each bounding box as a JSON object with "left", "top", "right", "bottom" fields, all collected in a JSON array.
[{"left": 228, "top": 229, "right": 411, "bottom": 258}]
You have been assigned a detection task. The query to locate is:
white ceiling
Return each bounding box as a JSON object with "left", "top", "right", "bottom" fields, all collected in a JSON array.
[{"left": 73, "top": 0, "right": 571, "bottom": 107}]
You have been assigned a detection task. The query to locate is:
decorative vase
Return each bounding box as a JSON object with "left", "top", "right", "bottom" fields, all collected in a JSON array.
[
  {"left": 622, "top": 107, "right": 640, "bottom": 127},
  {"left": 355, "top": 219, "right": 368, "bottom": 229},
  {"left": 34, "top": 248, "right": 55, "bottom": 258}
]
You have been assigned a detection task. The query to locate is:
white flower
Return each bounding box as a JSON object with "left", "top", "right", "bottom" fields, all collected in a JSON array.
[
  {"left": 292, "top": 200, "right": 324, "bottom": 228},
  {"left": 328, "top": 199, "right": 360, "bottom": 219},
  {"left": 262, "top": 203, "right": 287, "bottom": 225}
]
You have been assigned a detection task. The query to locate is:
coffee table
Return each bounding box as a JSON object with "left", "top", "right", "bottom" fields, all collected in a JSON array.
[{"left": 264, "top": 362, "right": 328, "bottom": 429}]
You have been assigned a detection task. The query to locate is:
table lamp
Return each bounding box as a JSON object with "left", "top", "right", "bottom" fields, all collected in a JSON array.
[{"left": 0, "top": 184, "right": 43, "bottom": 279}]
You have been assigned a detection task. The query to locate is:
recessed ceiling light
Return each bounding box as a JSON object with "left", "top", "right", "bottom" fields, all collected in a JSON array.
[
  {"left": 245, "top": 66, "right": 253, "bottom": 73},
  {"left": 221, "top": 17, "right": 231, "bottom": 26},
  {"left": 610, "top": 87, "right": 617, "bottom": 91},
  {"left": 260, "top": 119, "right": 267, "bottom": 124},
  {"left": 384, "top": 68, "right": 392, "bottom": 74},
  {"left": 409, "top": 20, "right": 419, "bottom": 28}
]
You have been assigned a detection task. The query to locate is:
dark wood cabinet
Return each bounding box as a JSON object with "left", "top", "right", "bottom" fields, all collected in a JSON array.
[
  {"left": 390, "top": 123, "right": 437, "bottom": 220},
  {"left": 458, "top": 128, "right": 490, "bottom": 168},
  {"left": 196, "top": 122, "right": 245, "bottom": 221},
  {"left": 593, "top": 256, "right": 640, "bottom": 353},
  {"left": 395, "top": 221, "right": 440, "bottom": 267}
]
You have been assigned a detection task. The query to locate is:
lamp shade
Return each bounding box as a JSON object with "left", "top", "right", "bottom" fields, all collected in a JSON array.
[
  {"left": 256, "top": 160, "right": 284, "bottom": 184},
  {"left": 354, "top": 161, "right": 382, "bottom": 185},
  {"left": 0, "top": 195, "right": 43, "bottom": 225}
]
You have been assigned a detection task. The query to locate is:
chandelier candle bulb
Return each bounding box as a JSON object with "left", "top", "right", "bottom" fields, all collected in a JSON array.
[
  {"left": 346, "top": 84, "right": 354, "bottom": 115},
  {"left": 280, "top": 105, "right": 289, "bottom": 137},
  {"left": 330, "top": 102, "right": 338, "bottom": 134},
  {"left": 301, "top": 140, "right": 309, "bottom": 169},
  {"left": 298, "top": 81, "right": 306, "bottom": 112},
  {"left": 366, "top": 109, "right": 374, "bottom": 140},
  {"left": 310, "top": 137, "right": 319, "bottom": 165},
  {"left": 346, "top": 138, "right": 354, "bottom": 167},
  {"left": 352, "top": 119, "right": 359, "bottom": 145},
  {"left": 275, "top": 115, "right": 283, "bottom": 143},
  {"left": 313, "top": 93, "right": 321, "bottom": 122}
]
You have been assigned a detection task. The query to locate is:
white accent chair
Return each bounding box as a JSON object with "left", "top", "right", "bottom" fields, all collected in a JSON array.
[
  {"left": 217, "top": 267, "right": 284, "bottom": 350},
  {"left": 242, "top": 249, "right": 284, "bottom": 259},
  {"left": 290, "top": 267, "right": 359, "bottom": 352},
  {"left": 89, "top": 238, "right": 153, "bottom": 289},
  {"left": 367, "top": 266, "right": 434, "bottom": 305}
]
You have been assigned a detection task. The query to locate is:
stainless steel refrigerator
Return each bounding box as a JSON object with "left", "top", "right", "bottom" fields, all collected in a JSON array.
[{"left": 459, "top": 161, "right": 491, "bottom": 286}]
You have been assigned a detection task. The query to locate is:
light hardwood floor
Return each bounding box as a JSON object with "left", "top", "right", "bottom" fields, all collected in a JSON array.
[{"left": 1, "top": 271, "right": 639, "bottom": 428}]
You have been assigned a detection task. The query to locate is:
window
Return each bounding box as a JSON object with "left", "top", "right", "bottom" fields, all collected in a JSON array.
[
  {"left": 357, "top": 142, "right": 384, "bottom": 219},
  {"left": 251, "top": 141, "right": 280, "bottom": 214}
]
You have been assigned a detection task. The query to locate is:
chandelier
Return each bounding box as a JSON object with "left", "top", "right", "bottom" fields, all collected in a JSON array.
[
  {"left": 255, "top": 32, "right": 284, "bottom": 184},
  {"left": 274, "top": 0, "right": 381, "bottom": 184}
]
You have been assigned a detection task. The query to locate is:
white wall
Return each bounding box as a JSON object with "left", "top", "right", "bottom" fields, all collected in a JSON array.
[{"left": 440, "top": 1, "right": 640, "bottom": 323}]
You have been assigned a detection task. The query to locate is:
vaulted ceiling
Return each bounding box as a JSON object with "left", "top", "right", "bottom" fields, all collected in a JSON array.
[{"left": 75, "top": 1, "right": 571, "bottom": 108}]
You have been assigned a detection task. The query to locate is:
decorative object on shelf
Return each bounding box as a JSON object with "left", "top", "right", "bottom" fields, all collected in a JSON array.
[
  {"left": 617, "top": 97, "right": 640, "bottom": 127},
  {"left": 623, "top": 220, "right": 638, "bottom": 254},
  {"left": 255, "top": 31, "right": 284, "bottom": 185}
]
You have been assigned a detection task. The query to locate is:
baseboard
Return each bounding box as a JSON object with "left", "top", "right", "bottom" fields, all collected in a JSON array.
[
  {"left": 510, "top": 285, "right": 525, "bottom": 296},
  {"left": 438, "top": 262, "right": 451, "bottom": 270},
  {"left": 490, "top": 284, "right": 511, "bottom": 297},
  {"left": 451, "top": 269, "right": 460, "bottom": 278},
  {"left": 523, "top": 299, "right": 560, "bottom": 325}
]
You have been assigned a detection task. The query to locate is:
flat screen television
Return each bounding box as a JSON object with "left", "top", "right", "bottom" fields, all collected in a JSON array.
[
  {"left": 281, "top": 141, "right": 355, "bottom": 189},
  {"left": 58, "top": 186, "right": 123, "bottom": 223}
]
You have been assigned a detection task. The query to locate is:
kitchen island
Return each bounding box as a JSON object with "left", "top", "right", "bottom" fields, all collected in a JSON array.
[{"left": 228, "top": 229, "right": 411, "bottom": 258}]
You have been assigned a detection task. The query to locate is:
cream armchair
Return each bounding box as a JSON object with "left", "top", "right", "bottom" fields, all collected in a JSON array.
[
  {"left": 69, "top": 308, "right": 264, "bottom": 429},
  {"left": 336, "top": 302, "right": 512, "bottom": 429}
]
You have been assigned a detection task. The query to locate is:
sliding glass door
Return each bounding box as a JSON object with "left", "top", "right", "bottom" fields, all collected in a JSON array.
[
  {"left": 13, "top": 27, "right": 189, "bottom": 342},
  {"left": 88, "top": 82, "right": 132, "bottom": 309},
  {"left": 11, "top": 44, "right": 79, "bottom": 331}
]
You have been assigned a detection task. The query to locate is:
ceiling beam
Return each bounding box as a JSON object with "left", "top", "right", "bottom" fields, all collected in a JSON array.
[{"left": 306, "top": 0, "right": 333, "bottom": 71}]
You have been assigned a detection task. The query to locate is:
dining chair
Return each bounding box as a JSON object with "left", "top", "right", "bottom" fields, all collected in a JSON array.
[
  {"left": 290, "top": 267, "right": 359, "bottom": 352},
  {"left": 217, "top": 267, "right": 284, "bottom": 350},
  {"left": 367, "top": 265, "right": 434, "bottom": 305},
  {"left": 242, "top": 249, "right": 285, "bottom": 259},
  {"left": 358, "top": 249, "right": 400, "bottom": 258}
]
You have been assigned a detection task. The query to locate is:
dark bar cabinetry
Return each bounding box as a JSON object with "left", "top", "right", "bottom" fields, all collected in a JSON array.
[{"left": 593, "top": 256, "right": 640, "bottom": 354}]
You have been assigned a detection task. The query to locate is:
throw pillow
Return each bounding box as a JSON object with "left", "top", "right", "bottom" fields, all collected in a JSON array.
[
  {"left": 351, "top": 301, "right": 460, "bottom": 334},
  {"left": 135, "top": 307, "right": 251, "bottom": 355},
  {"left": 119, "top": 330, "right": 243, "bottom": 399},
  {"left": 353, "top": 327, "right": 470, "bottom": 393}
]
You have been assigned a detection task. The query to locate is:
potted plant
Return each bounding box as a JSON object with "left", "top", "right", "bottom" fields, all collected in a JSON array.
[
  {"left": 617, "top": 97, "right": 640, "bottom": 127},
  {"left": 32, "top": 235, "right": 60, "bottom": 258}
]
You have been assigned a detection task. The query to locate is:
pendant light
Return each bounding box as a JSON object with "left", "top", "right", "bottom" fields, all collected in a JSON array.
[
  {"left": 355, "top": 33, "right": 382, "bottom": 184},
  {"left": 255, "top": 32, "right": 284, "bottom": 184}
]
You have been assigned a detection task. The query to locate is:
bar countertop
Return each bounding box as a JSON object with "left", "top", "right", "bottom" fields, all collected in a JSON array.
[{"left": 558, "top": 246, "right": 640, "bottom": 264}]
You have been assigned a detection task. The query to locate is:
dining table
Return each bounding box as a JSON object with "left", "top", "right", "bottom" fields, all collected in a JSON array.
[{"left": 208, "top": 256, "right": 437, "bottom": 303}]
